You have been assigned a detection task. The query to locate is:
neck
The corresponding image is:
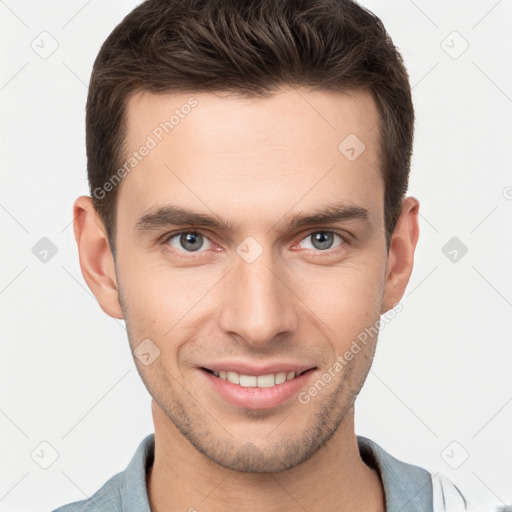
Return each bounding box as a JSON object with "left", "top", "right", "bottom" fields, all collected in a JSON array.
[{"left": 147, "top": 401, "right": 385, "bottom": 512}]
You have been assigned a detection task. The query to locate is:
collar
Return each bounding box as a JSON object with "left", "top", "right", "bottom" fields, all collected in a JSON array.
[
  {"left": 357, "top": 435, "right": 433, "bottom": 512},
  {"left": 121, "top": 433, "right": 433, "bottom": 512},
  {"left": 121, "top": 433, "right": 154, "bottom": 512}
]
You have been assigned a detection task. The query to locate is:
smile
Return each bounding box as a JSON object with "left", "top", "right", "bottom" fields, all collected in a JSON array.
[
  {"left": 203, "top": 368, "right": 309, "bottom": 388},
  {"left": 199, "top": 365, "right": 317, "bottom": 409}
]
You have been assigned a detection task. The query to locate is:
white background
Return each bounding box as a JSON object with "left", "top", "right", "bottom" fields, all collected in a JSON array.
[{"left": 1, "top": 1, "right": 511, "bottom": 511}]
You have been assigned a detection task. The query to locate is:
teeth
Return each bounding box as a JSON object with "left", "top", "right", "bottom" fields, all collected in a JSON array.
[
  {"left": 239, "top": 375, "right": 257, "bottom": 387},
  {"left": 275, "top": 372, "right": 287, "bottom": 384},
  {"left": 227, "top": 371, "right": 240, "bottom": 385},
  {"left": 213, "top": 370, "right": 300, "bottom": 388},
  {"left": 257, "top": 374, "right": 275, "bottom": 388}
]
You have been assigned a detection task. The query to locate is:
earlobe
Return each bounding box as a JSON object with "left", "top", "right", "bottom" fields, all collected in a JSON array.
[
  {"left": 73, "top": 196, "right": 124, "bottom": 319},
  {"left": 381, "top": 196, "right": 420, "bottom": 313}
]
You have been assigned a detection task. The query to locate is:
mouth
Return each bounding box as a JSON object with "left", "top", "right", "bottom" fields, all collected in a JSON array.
[
  {"left": 201, "top": 368, "right": 312, "bottom": 388},
  {"left": 199, "top": 365, "right": 317, "bottom": 410}
]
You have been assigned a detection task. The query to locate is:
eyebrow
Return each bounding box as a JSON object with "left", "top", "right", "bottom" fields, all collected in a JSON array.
[{"left": 134, "top": 202, "right": 370, "bottom": 234}]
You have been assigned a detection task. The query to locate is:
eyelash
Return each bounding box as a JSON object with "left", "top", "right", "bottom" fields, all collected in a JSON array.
[{"left": 160, "top": 229, "right": 350, "bottom": 259}]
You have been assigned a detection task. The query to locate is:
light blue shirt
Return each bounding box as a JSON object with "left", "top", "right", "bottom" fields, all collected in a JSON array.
[{"left": 52, "top": 433, "right": 469, "bottom": 511}]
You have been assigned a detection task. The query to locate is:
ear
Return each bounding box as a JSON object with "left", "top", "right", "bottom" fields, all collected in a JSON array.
[
  {"left": 73, "top": 196, "right": 123, "bottom": 319},
  {"left": 381, "top": 196, "right": 420, "bottom": 313}
]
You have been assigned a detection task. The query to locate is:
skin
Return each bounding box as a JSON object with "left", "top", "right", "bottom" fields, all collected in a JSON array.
[{"left": 73, "top": 86, "right": 419, "bottom": 511}]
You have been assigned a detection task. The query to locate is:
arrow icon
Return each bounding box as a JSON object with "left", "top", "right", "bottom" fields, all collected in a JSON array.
[
  {"left": 135, "top": 339, "right": 160, "bottom": 365},
  {"left": 31, "top": 441, "right": 59, "bottom": 469},
  {"left": 442, "top": 237, "right": 468, "bottom": 263},
  {"left": 338, "top": 134, "right": 365, "bottom": 161},
  {"left": 32, "top": 237, "right": 58, "bottom": 262},
  {"left": 236, "top": 236, "right": 263, "bottom": 263}
]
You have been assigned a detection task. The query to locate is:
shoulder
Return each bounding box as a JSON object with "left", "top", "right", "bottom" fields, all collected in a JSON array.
[
  {"left": 357, "top": 435, "right": 473, "bottom": 512},
  {"left": 51, "top": 472, "right": 124, "bottom": 511},
  {"left": 51, "top": 433, "right": 154, "bottom": 512}
]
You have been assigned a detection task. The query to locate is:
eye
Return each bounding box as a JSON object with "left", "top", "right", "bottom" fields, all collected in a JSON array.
[
  {"left": 162, "top": 229, "right": 347, "bottom": 258},
  {"left": 165, "top": 230, "right": 214, "bottom": 253},
  {"left": 297, "top": 231, "right": 345, "bottom": 252}
]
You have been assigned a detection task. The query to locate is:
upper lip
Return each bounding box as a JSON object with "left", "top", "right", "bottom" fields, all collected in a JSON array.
[{"left": 200, "top": 361, "right": 316, "bottom": 376}]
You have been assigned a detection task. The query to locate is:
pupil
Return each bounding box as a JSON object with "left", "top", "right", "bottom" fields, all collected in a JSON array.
[
  {"left": 181, "top": 232, "right": 202, "bottom": 251},
  {"left": 312, "top": 232, "right": 333, "bottom": 250}
]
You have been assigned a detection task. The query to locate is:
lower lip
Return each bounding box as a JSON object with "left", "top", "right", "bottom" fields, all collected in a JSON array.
[{"left": 199, "top": 368, "right": 315, "bottom": 410}]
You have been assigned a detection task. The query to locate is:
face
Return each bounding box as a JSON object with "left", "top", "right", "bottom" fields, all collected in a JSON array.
[{"left": 81, "top": 86, "right": 417, "bottom": 473}]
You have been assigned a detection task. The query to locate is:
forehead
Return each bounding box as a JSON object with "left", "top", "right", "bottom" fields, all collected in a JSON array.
[
  {"left": 124, "top": 86, "right": 381, "bottom": 158},
  {"left": 118, "top": 86, "right": 383, "bottom": 228}
]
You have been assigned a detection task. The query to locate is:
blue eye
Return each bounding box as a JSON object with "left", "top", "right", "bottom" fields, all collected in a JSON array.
[
  {"left": 162, "top": 229, "right": 346, "bottom": 258},
  {"left": 166, "top": 231, "right": 214, "bottom": 252},
  {"left": 298, "top": 231, "right": 344, "bottom": 251}
]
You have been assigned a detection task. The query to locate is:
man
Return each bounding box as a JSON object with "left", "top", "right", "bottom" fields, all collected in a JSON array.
[{"left": 54, "top": 0, "right": 474, "bottom": 510}]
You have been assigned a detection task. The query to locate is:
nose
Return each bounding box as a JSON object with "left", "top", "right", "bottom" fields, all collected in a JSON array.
[{"left": 218, "top": 246, "right": 299, "bottom": 348}]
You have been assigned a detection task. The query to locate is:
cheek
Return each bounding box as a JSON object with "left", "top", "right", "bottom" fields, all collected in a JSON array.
[
  {"left": 292, "top": 260, "right": 385, "bottom": 335},
  {"left": 118, "top": 237, "right": 387, "bottom": 344},
  {"left": 118, "top": 258, "right": 219, "bottom": 343}
]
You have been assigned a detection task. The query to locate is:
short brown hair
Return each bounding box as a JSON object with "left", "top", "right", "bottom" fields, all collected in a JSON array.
[{"left": 86, "top": 0, "right": 414, "bottom": 257}]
